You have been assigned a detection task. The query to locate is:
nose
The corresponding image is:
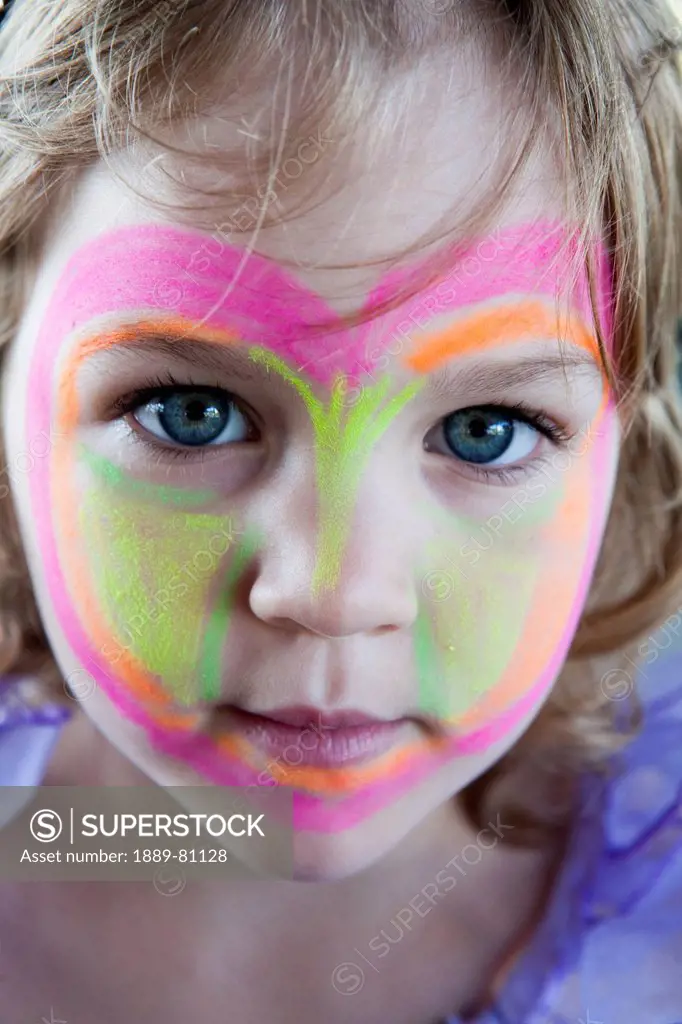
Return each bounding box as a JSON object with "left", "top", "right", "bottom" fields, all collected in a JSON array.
[{"left": 248, "top": 456, "right": 419, "bottom": 638}]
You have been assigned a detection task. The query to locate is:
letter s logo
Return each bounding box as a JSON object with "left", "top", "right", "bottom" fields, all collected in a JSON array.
[{"left": 30, "top": 809, "right": 63, "bottom": 842}]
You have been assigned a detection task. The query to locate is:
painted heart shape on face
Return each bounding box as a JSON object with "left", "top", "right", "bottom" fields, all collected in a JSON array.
[
  {"left": 23, "top": 216, "right": 618, "bottom": 830},
  {"left": 40, "top": 217, "right": 607, "bottom": 386}
]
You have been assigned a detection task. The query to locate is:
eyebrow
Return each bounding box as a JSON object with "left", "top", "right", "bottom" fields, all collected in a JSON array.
[
  {"left": 427, "top": 350, "right": 603, "bottom": 404},
  {"left": 103, "top": 336, "right": 269, "bottom": 387},
  {"left": 78, "top": 322, "right": 603, "bottom": 401}
]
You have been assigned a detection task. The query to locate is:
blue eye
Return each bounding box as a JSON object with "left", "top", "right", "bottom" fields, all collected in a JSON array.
[
  {"left": 134, "top": 388, "right": 250, "bottom": 447},
  {"left": 441, "top": 406, "right": 540, "bottom": 466}
]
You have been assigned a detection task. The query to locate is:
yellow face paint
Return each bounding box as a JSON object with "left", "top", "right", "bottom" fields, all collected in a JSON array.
[
  {"left": 26, "top": 218, "right": 617, "bottom": 838},
  {"left": 249, "top": 346, "right": 425, "bottom": 593}
]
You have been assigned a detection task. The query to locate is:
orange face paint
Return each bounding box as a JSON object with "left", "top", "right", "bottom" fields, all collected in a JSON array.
[
  {"left": 404, "top": 298, "right": 604, "bottom": 374},
  {"left": 26, "top": 219, "right": 618, "bottom": 835}
]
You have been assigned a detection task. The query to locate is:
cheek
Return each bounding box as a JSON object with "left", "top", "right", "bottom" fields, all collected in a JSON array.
[
  {"left": 75, "top": 487, "right": 234, "bottom": 705},
  {"left": 42, "top": 432, "right": 248, "bottom": 714},
  {"left": 416, "top": 410, "right": 619, "bottom": 727}
]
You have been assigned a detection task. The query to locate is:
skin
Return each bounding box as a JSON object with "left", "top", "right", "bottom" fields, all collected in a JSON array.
[
  {"left": 0, "top": 45, "right": 626, "bottom": 1024},
  {"left": 10, "top": 210, "right": 618, "bottom": 855},
  {"left": 3, "top": 64, "right": 621, "bottom": 885},
  {"left": 22, "top": 218, "right": 615, "bottom": 837}
]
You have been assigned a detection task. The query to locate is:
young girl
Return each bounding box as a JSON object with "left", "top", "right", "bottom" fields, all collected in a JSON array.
[{"left": 1, "top": 0, "right": 682, "bottom": 1021}]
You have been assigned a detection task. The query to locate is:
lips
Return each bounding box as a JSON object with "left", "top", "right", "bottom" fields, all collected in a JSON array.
[{"left": 216, "top": 705, "right": 409, "bottom": 768}]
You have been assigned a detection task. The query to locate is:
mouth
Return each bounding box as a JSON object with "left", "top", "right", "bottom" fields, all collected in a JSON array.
[{"left": 212, "top": 704, "right": 413, "bottom": 769}]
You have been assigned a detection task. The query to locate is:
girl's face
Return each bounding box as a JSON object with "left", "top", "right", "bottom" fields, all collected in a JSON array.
[{"left": 3, "top": 79, "right": 620, "bottom": 879}]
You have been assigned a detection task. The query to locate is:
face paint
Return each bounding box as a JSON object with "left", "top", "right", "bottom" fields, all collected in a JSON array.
[
  {"left": 403, "top": 298, "right": 601, "bottom": 372},
  {"left": 79, "top": 444, "right": 216, "bottom": 506},
  {"left": 412, "top": 406, "right": 608, "bottom": 730},
  {"left": 251, "top": 392, "right": 614, "bottom": 828},
  {"left": 51, "top": 322, "right": 259, "bottom": 712},
  {"left": 62, "top": 441, "right": 258, "bottom": 709},
  {"left": 249, "top": 346, "right": 424, "bottom": 592},
  {"left": 199, "top": 530, "right": 262, "bottom": 702},
  {"left": 26, "top": 217, "right": 617, "bottom": 834},
  {"left": 78, "top": 477, "right": 258, "bottom": 707},
  {"left": 401, "top": 294, "right": 612, "bottom": 728}
]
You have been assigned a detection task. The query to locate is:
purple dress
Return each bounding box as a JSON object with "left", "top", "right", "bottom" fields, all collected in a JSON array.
[{"left": 2, "top": 654, "right": 682, "bottom": 1024}]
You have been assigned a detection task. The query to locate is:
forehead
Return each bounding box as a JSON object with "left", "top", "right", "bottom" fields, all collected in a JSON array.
[
  {"left": 138, "top": 48, "right": 555, "bottom": 224},
  {"left": 30, "top": 41, "right": 568, "bottom": 319},
  {"left": 19, "top": 53, "right": 602, "bottom": 392},
  {"left": 31, "top": 216, "right": 609, "bottom": 396}
]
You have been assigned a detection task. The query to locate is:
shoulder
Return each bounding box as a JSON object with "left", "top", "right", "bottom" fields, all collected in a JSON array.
[
  {"left": 551, "top": 641, "right": 682, "bottom": 1023},
  {"left": 606, "top": 637, "right": 682, "bottom": 840},
  {"left": 0, "top": 677, "right": 71, "bottom": 785}
]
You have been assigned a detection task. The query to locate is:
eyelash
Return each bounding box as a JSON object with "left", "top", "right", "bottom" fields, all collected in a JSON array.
[
  {"left": 111, "top": 371, "right": 223, "bottom": 416},
  {"left": 110, "top": 372, "right": 255, "bottom": 464},
  {"left": 455, "top": 401, "right": 573, "bottom": 485},
  {"left": 110, "top": 375, "right": 574, "bottom": 479}
]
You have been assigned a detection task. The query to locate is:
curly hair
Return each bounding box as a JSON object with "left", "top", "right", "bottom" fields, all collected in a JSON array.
[{"left": 0, "top": 0, "right": 681, "bottom": 839}]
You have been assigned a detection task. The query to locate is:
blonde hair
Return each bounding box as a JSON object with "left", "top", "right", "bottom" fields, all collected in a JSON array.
[{"left": 1, "top": 0, "right": 681, "bottom": 838}]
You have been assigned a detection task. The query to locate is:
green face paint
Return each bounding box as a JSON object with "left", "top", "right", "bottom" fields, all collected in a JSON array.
[
  {"left": 414, "top": 603, "right": 446, "bottom": 716},
  {"left": 76, "top": 342, "right": 427, "bottom": 709},
  {"left": 198, "top": 526, "right": 261, "bottom": 702},
  {"left": 431, "top": 564, "right": 541, "bottom": 718},
  {"left": 249, "top": 347, "right": 424, "bottom": 593},
  {"left": 414, "top": 476, "right": 568, "bottom": 720},
  {"left": 80, "top": 444, "right": 216, "bottom": 508},
  {"left": 76, "top": 445, "right": 254, "bottom": 706}
]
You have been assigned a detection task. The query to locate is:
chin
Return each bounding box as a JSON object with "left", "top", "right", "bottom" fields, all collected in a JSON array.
[{"left": 290, "top": 826, "right": 396, "bottom": 882}]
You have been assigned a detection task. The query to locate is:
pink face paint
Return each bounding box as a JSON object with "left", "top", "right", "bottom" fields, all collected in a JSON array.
[
  {"left": 413, "top": 402, "right": 615, "bottom": 728},
  {"left": 405, "top": 295, "right": 612, "bottom": 726},
  {"left": 25, "top": 218, "right": 618, "bottom": 834}
]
